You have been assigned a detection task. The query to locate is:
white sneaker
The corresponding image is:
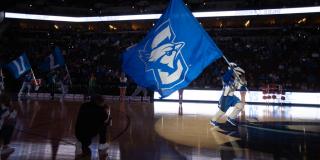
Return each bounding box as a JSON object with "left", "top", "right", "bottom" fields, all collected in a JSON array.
[
  {"left": 75, "top": 142, "right": 82, "bottom": 156},
  {"left": 209, "top": 120, "right": 219, "bottom": 127},
  {"left": 227, "top": 117, "right": 238, "bottom": 126},
  {"left": 98, "top": 143, "right": 109, "bottom": 151}
]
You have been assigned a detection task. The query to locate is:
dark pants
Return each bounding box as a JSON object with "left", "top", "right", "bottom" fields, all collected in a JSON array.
[
  {"left": 50, "top": 83, "right": 55, "bottom": 100},
  {"left": 218, "top": 96, "right": 240, "bottom": 112},
  {"left": 0, "top": 124, "right": 15, "bottom": 145},
  {"left": 75, "top": 125, "right": 107, "bottom": 154}
]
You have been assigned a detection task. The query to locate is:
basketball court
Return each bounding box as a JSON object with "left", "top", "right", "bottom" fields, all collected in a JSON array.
[{"left": 3, "top": 97, "right": 320, "bottom": 160}]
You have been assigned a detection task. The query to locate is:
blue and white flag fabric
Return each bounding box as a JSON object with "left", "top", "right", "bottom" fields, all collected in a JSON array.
[
  {"left": 39, "top": 47, "right": 65, "bottom": 72},
  {"left": 122, "top": 0, "right": 223, "bottom": 98},
  {"left": 6, "top": 53, "right": 31, "bottom": 79}
]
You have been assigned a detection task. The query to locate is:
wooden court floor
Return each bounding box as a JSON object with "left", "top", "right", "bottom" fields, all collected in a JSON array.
[{"left": 2, "top": 99, "right": 320, "bottom": 160}]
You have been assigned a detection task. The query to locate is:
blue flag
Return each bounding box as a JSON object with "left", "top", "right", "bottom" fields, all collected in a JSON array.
[
  {"left": 39, "top": 47, "right": 65, "bottom": 72},
  {"left": 122, "top": 0, "right": 223, "bottom": 98},
  {"left": 6, "top": 53, "right": 31, "bottom": 79}
]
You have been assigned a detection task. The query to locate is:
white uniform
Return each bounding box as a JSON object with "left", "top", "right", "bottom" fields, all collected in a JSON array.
[
  {"left": 210, "top": 65, "right": 247, "bottom": 126},
  {"left": 18, "top": 74, "right": 32, "bottom": 97}
]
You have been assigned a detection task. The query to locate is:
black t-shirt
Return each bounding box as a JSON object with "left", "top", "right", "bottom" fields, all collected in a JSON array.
[{"left": 75, "top": 102, "right": 108, "bottom": 136}]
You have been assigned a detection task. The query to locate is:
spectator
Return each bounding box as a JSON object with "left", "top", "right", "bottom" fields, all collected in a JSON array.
[
  {"left": 87, "top": 73, "right": 97, "bottom": 100},
  {"left": 119, "top": 72, "right": 127, "bottom": 101},
  {"left": 1, "top": 26, "right": 319, "bottom": 93}
]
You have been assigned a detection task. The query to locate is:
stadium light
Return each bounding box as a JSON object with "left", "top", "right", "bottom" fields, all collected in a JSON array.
[
  {"left": 4, "top": 6, "right": 320, "bottom": 22},
  {"left": 153, "top": 90, "right": 320, "bottom": 105}
]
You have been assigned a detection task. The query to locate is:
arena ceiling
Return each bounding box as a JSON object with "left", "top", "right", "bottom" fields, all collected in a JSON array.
[
  {"left": 1, "top": 0, "right": 319, "bottom": 16},
  {"left": 1, "top": 0, "right": 320, "bottom": 33}
]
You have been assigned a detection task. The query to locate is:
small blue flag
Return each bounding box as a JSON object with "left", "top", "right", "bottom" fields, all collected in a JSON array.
[
  {"left": 122, "top": 0, "right": 223, "bottom": 98},
  {"left": 6, "top": 53, "right": 31, "bottom": 79},
  {"left": 39, "top": 47, "right": 65, "bottom": 72}
]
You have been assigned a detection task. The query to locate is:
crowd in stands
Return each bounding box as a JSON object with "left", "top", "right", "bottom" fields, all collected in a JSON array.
[{"left": 0, "top": 25, "right": 319, "bottom": 96}]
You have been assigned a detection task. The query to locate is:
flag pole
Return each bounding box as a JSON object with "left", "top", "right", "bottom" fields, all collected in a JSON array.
[
  {"left": 222, "top": 55, "right": 248, "bottom": 91},
  {"left": 30, "top": 68, "right": 38, "bottom": 86},
  {"left": 222, "top": 55, "right": 241, "bottom": 79},
  {"left": 222, "top": 55, "right": 231, "bottom": 65},
  {"left": 65, "top": 65, "right": 72, "bottom": 86},
  {"left": 30, "top": 68, "right": 40, "bottom": 91}
]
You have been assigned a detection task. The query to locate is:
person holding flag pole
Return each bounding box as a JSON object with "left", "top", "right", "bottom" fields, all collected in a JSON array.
[
  {"left": 18, "top": 68, "right": 40, "bottom": 98},
  {"left": 18, "top": 72, "right": 32, "bottom": 98},
  {"left": 209, "top": 55, "right": 248, "bottom": 127},
  {"left": 39, "top": 47, "right": 70, "bottom": 100},
  {"left": 5, "top": 53, "right": 38, "bottom": 98},
  {"left": 30, "top": 68, "right": 40, "bottom": 91}
]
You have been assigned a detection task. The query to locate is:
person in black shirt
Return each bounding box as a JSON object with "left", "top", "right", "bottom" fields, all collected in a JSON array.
[
  {"left": 75, "top": 94, "right": 111, "bottom": 157},
  {"left": 47, "top": 71, "right": 57, "bottom": 100}
]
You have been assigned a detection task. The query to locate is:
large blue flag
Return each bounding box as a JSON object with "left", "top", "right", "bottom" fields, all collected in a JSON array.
[
  {"left": 39, "top": 47, "right": 65, "bottom": 72},
  {"left": 6, "top": 53, "right": 31, "bottom": 79},
  {"left": 122, "top": 0, "right": 223, "bottom": 98}
]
